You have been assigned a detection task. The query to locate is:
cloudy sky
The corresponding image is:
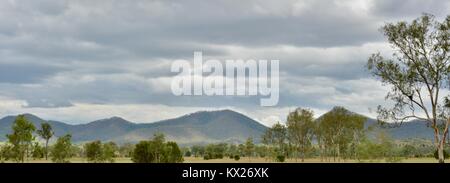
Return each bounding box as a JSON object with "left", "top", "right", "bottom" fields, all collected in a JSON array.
[{"left": 0, "top": 0, "right": 449, "bottom": 125}]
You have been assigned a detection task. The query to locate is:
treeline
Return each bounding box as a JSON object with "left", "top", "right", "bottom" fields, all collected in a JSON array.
[
  {"left": 179, "top": 107, "right": 448, "bottom": 162},
  {"left": 0, "top": 114, "right": 183, "bottom": 163},
  {"left": 258, "top": 107, "right": 449, "bottom": 162}
]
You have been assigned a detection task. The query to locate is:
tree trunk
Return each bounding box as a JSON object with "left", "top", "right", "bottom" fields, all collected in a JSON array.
[
  {"left": 438, "top": 142, "right": 445, "bottom": 163},
  {"left": 45, "top": 140, "right": 49, "bottom": 160}
]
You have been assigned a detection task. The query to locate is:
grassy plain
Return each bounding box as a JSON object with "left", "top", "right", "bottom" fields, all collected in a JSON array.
[{"left": 1, "top": 157, "right": 442, "bottom": 163}]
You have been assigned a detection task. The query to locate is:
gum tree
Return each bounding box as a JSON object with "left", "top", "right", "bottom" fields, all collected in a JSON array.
[
  {"left": 37, "top": 122, "right": 54, "bottom": 160},
  {"left": 7, "top": 115, "right": 36, "bottom": 163},
  {"left": 367, "top": 14, "right": 450, "bottom": 163},
  {"left": 286, "top": 108, "right": 315, "bottom": 162}
]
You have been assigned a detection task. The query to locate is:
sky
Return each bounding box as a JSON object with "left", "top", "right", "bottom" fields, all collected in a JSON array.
[{"left": 0, "top": 0, "right": 449, "bottom": 125}]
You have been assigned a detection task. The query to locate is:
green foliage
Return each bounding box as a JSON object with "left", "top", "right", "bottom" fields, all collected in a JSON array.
[
  {"left": 132, "top": 141, "right": 153, "bottom": 163},
  {"left": 164, "top": 141, "right": 183, "bottom": 163},
  {"left": 6, "top": 115, "right": 36, "bottom": 162},
  {"left": 31, "top": 142, "right": 45, "bottom": 159},
  {"left": 262, "top": 122, "right": 288, "bottom": 160},
  {"left": 84, "top": 141, "right": 103, "bottom": 162},
  {"left": 276, "top": 155, "right": 285, "bottom": 162},
  {"left": 287, "top": 108, "right": 315, "bottom": 162},
  {"left": 317, "top": 107, "right": 366, "bottom": 161},
  {"left": 184, "top": 150, "right": 192, "bottom": 157},
  {"left": 131, "top": 134, "right": 183, "bottom": 163},
  {"left": 51, "top": 134, "right": 73, "bottom": 163},
  {"left": 103, "top": 142, "right": 118, "bottom": 163},
  {"left": 234, "top": 155, "right": 240, "bottom": 161},
  {"left": 244, "top": 137, "right": 255, "bottom": 159},
  {"left": 84, "top": 141, "right": 118, "bottom": 163},
  {"left": 356, "top": 132, "right": 402, "bottom": 162},
  {"left": 0, "top": 144, "right": 14, "bottom": 162},
  {"left": 203, "top": 143, "right": 227, "bottom": 160}
]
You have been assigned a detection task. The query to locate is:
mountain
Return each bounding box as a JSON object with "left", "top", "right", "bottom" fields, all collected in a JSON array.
[{"left": 0, "top": 110, "right": 267, "bottom": 145}]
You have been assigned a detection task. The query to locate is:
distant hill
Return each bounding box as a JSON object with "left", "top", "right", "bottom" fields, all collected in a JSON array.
[{"left": 0, "top": 110, "right": 267, "bottom": 145}]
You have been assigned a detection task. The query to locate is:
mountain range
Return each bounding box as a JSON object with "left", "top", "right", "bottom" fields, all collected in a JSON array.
[
  {"left": 0, "top": 108, "right": 436, "bottom": 145},
  {"left": 0, "top": 110, "right": 267, "bottom": 145}
]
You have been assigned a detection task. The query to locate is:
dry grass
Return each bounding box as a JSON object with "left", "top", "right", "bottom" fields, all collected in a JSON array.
[{"left": 1, "top": 157, "right": 442, "bottom": 163}]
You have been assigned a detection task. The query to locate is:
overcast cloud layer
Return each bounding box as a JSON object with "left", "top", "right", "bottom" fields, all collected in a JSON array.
[{"left": 0, "top": 0, "right": 449, "bottom": 125}]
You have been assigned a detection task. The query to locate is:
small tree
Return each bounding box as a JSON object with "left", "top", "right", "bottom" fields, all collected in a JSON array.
[
  {"left": 164, "top": 141, "right": 183, "bottom": 163},
  {"left": 51, "top": 134, "right": 73, "bottom": 163},
  {"left": 6, "top": 115, "right": 36, "bottom": 162},
  {"left": 244, "top": 137, "right": 255, "bottom": 161},
  {"left": 262, "top": 123, "right": 288, "bottom": 160},
  {"left": 37, "top": 122, "right": 54, "bottom": 160},
  {"left": 84, "top": 141, "right": 104, "bottom": 163},
  {"left": 102, "top": 142, "right": 118, "bottom": 163},
  {"left": 132, "top": 141, "right": 153, "bottom": 163}
]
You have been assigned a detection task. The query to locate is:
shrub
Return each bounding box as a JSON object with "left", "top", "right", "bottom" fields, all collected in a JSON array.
[
  {"left": 234, "top": 155, "right": 240, "bottom": 161},
  {"left": 276, "top": 155, "right": 285, "bottom": 162}
]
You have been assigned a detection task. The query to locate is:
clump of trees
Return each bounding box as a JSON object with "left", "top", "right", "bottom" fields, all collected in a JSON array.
[
  {"left": 261, "top": 107, "right": 367, "bottom": 162},
  {"left": 0, "top": 115, "right": 72, "bottom": 163},
  {"left": 84, "top": 141, "right": 117, "bottom": 163},
  {"left": 132, "top": 133, "right": 183, "bottom": 163}
]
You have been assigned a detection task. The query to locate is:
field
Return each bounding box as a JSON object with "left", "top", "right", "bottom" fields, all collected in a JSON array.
[{"left": 0, "top": 157, "right": 443, "bottom": 163}]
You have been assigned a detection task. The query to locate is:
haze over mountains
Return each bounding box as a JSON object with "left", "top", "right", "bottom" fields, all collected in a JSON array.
[
  {"left": 0, "top": 110, "right": 267, "bottom": 145},
  {"left": 0, "top": 108, "right": 435, "bottom": 145}
]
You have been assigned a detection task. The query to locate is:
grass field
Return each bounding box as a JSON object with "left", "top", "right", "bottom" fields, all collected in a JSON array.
[{"left": 0, "top": 157, "right": 443, "bottom": 163}]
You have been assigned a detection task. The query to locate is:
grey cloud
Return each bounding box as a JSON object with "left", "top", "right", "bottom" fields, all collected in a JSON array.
[
  {"left": 0, "top": 0, "right": 447, "bottom": 112},
  {"left": 0, "top": 63, "right": 64, "bottom": 84},
  {"left": 371, "top": 0, "right": 450, "bottom": 18}
]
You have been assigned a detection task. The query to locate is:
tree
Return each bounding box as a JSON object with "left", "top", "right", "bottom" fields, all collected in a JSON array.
[
  {"left": 51, "top": 134, "right": 73, "bottom": 163},
  {"left": 84, "top": 141, "right": 104, "bottom": 163},
  {"left": 132, "top": 141, "right": 153, "bottom": 163},
  {"left": 262, "top": 123, "right": 288, "bottom": 160},
  {"left": 151, "top": 133, "right": 166, "bottom": 163},
  {"left": 286, "top": 108, "right": 315, "bottom": 162},
  {"left": 164, "top": 141, "right": 183, "bottom": 163},
  {"left": 37, "top": 122, "right": 54, "bottom": 160},
  {"left": 244, "top": 137, "right": 255, "bottom": 161},
  {"left": 102, "top": 142, "right": 118, "bottom": 163},
  {"left": 367, "top": 14, "right": 450, "bottom": 163},
  {"left": 6, "top": 115, "right": 36, "bottom": 162},
  {"left": 317, "top": 107, "right": 366, "bottom": 162}
]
